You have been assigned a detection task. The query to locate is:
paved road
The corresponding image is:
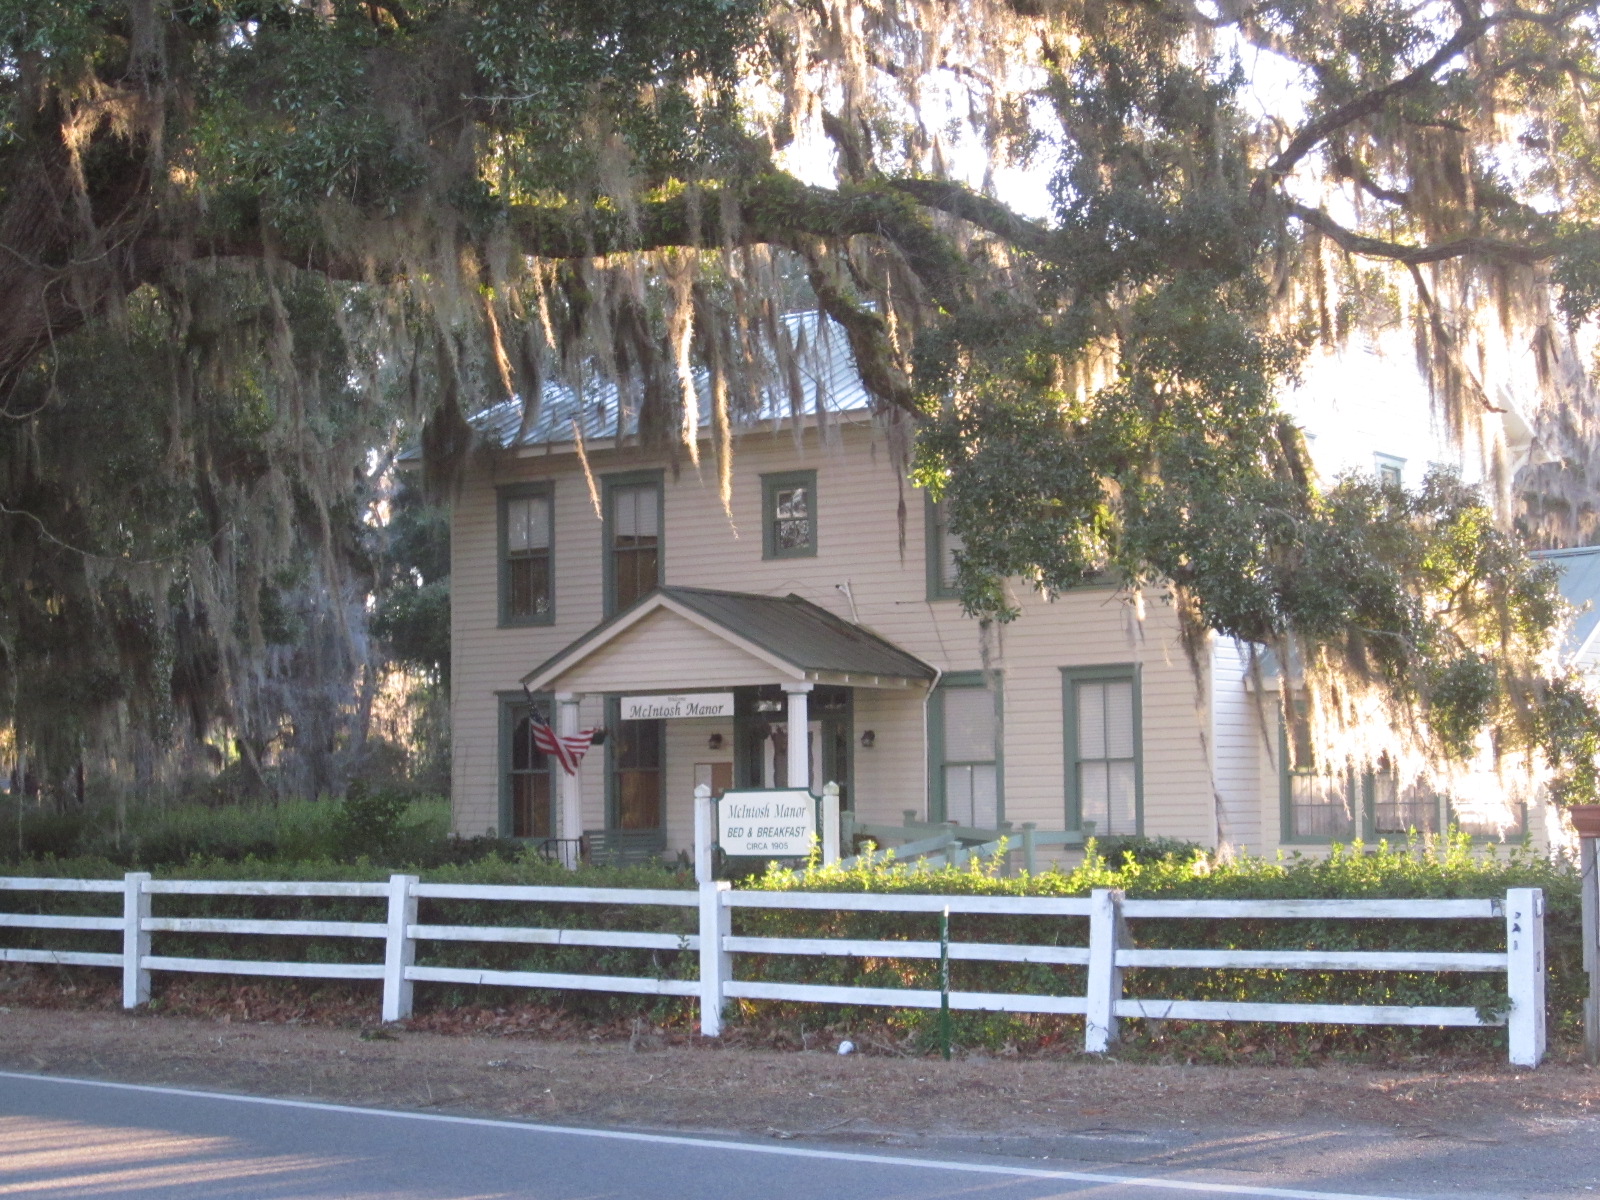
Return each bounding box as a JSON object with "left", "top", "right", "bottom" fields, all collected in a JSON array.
[{"left": 0, "top": 1071, "right": 1579, "bottom": 1200}]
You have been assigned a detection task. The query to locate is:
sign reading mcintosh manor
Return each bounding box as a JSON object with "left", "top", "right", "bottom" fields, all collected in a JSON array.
[
  {"left": 619, "top": 692, "right": 734, "bottom": 720},
  {"left": 718, "top": 789, "right": 817, "bottom": 857}
]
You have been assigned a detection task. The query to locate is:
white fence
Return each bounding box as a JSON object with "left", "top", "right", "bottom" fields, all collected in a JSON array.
[{"left": 0, "top": 874, "right": 1547, "bottom": 1066}]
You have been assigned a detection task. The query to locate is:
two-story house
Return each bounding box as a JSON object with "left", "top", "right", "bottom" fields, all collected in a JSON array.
[{"left": 446, "top": 320, "right": 1566, "bottom": 863}]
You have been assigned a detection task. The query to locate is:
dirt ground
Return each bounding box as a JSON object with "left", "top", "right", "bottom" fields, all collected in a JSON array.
[{"left": 3, "top": 999, "right": 1596, "bottom": 1144}]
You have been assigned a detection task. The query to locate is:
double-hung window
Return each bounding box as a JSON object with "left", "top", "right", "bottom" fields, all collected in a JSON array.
[
  {"left": 501, "top": 695, "right": 554, "bottom": 839},
  {"left": 500, "top": 485, "right": 553, "bottom": 625},
  {"left": 762, "top": 470, "right": 816, "bottom": 558},
  {"left": 605, "top": 474, "right": 662, "bottom": 615},
  {"left": 925, "top": 496, "right": 965, "bottom": 600},
  {"left": 930, "top": 673, "right": 1000, "bottom": 826},
  {"left": 1064, "top": 666, "right": 1141, "bottom": 835}
]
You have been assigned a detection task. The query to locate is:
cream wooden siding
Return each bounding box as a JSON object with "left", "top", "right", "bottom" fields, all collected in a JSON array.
[
  {"left": 549, "top": 608, "right": 799, "bottom": 693},
  {"left": 451, "top": 420, "right": 1218, "bottom": 847},
  {"left": 1208, "top": 636, "right": 1263, "bottom": 853}
]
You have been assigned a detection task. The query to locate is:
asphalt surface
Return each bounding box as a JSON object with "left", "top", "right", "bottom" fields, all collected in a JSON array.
[{"left": 0, "top": 1071, "right": 1592, "bottom": 1200}]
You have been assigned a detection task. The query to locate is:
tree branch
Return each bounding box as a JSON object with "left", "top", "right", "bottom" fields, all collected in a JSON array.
[{"left": 1286, "top": 200, "right": 1561, "bottom": 267}]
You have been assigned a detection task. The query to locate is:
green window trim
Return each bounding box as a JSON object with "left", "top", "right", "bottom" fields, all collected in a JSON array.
[
  {"left": 927, "top": 670, "right": 1004, "bottom": 825},
  {"left": 602, "top": 469, "right": 664, "bottom": 617},
  {"left": 497, "top": 690, "right": 553, "bottom": 840},
  {"left": 1062, "top": 664, "right": 1143, "bottom": 836},
  {"left": 497, "top": 482, "right": 554, "bottom": 627},
  {"left": 924, "top": 494, "right": 960, "bottom": 601},
  {"left": 762, "top": 469, "right": 817, "bottom": 559}
]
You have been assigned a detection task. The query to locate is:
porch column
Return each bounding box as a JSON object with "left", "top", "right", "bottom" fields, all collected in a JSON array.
[
  {"left": 781, "top": 681, "right": 813, "bottom": 791},
  {"left": 555, "top": 691, "right": 584, "bottom": 868}
]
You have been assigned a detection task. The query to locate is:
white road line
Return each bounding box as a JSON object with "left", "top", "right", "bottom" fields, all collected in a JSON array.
[{"left": 0, "top": 1070, "right": 1420, "bottom": 1200}]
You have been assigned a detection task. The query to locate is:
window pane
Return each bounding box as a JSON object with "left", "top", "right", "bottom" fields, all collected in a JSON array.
[
  {"left": 507, "top": 495, "right": 550, "bottom": 552},
  {"left": 970, "top": 763, "right": 998, "bottom": 827},
  {"left": 1079, "top": 761, "right": 1109, "bottom": 830},
  {"left": 934, "top": 503, "right": 964, "bottom": 590},
  {"left": 614, "top": 546, "right": 658, "bottom": 610},
  {"left": 776, "top": 486, "right": 807, "bottom": 519},
  {"left": 507, "top": 552, "right": 550, "bottom": 619},
  {"left": 775, "top": 517, "right": 812, "bottom": 551},
  {"left": 945, "top": 765, "right": 975, "bottom": 826},
  {"left": 1373, "top": 774, "right": 1440, "bottom": 835},
  {"left": 1105, "top": 760, "right": 1137, "bottom": 833},
  {"left": 1102, "top": 681, "right": 1134, "bottom": 758},
  {"left": 942, "top": 685, "right": 995, "bottom": 763},
  {"left": 1077, "top": 682, "right": 1107, "bottom": 760},
  {"left": 614, "top": 484, "right": 658, "bottom": 540},
  {"left": 512, "top": 772, "right": 552, "bottom": 839},
  {"left": 1290, "top": 773, "right": 1354, "bottom": 838}
]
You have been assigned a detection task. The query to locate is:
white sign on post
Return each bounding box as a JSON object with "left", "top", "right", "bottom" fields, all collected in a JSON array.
[
  {"left": 620, "top": 692, "right": 734, "bottom": 720},
  {"left": 718, "top": 789, "right": 817, "bottom": 857}
]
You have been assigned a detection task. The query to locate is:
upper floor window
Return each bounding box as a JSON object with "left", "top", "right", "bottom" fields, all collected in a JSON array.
[
  {"left": 1064, "top": 666, "right": 1141, "bottom": 835},
  {"left": 929, "top": 673, "right": 1000, "bottom": 826},
  {"left": 925, "top": 496, "right": 965, "bottom": 600},
  {"left": 762, "top": 470, "right": 817, "bottom": 558},
  {"left": 605, "top": 473, "right": 662, "bottom": 614},
  {"left": 1374, "top": 453, "right": 1405, "bottom": 489},
  {"left": 499, "top": 485, "right": 553, "bottom": 625}
]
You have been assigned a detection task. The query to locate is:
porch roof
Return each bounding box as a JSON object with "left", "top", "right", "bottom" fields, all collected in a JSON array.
[{"left": 522, "top": 587, "right": 937, "bottom": 693}]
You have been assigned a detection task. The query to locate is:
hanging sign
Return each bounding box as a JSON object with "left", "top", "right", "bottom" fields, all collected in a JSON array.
[
  {"left": 620, "top": 692, "right": 734, "bottom": 720},
  {"left": 718, "top": 789, "right": 817, "bottom": 857}
]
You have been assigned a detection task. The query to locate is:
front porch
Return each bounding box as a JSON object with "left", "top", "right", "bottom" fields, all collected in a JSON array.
[{"left": 514, "top": 587, "right": 936, "bottom": 864}]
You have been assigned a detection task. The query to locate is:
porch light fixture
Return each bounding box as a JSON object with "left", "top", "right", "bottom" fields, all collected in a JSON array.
[
  {"left": 707, "top": 733, "right": 724, "bottom": 750},
  {"left": 859, "top": 730, "right": 876, "bottom": 748}
]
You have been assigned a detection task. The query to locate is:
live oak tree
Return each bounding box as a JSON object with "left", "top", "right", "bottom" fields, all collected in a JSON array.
[{"left": 4, "top": 0, "right": 1600, "bottom": 804}]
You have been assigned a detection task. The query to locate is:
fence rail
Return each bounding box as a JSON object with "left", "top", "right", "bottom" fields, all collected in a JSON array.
[{"left": 0, "top": 873, "right": 1548, "bottom": 1066}]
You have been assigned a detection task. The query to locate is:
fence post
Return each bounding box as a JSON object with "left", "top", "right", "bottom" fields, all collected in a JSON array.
[
  {"left": 698, "top": 880, "right": 732, "bottom": 1037},
  {"left": 1021, "top": 822, "right": 1037, "bottom": 875},
  {"left": 121, "top": 872, "right": 151, "bottom": 1009},
  {"left": 1084, "top": 887, "right": 1124, "bottom": 1053},
  {"left": 382, "top": 874, "right": 419, "bottom": 1023},
  {"left": 1505, "top": 887, "right": 1546, "bottom": 1067},
  {"left": 693, "top": 784, "right": 715, "bottom": 884},
  {"left": 821, "top": 782, "right": 841, "bottom": 866}
]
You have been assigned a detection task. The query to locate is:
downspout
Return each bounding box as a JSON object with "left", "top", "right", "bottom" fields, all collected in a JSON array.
[{"left": 921, "top": 666, "right": 943, "bottom": 822}]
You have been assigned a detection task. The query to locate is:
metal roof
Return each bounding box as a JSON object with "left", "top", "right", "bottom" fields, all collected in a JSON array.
[
  {"left": 523, "top": 586, "right": 935, "bottom": 691},
  {"left": 665, "top": 587, "right": 936, "bottom": 681},
  {"left": 474, "top": 312, "right": 873, "bottom": 451}
]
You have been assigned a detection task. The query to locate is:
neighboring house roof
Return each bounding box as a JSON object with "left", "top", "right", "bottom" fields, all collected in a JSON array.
[
  {"left": 1535, "top": 545, "right": 1600, "bottom": 671},
  {"left": 473, "top": 313, "right": 873, "bottom": 452},
  {"left": 523, "top": 586, "right": 936, "bottom": 693}
]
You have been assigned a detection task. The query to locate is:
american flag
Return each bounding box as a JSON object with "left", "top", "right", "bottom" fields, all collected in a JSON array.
[{"left": 525, "top": 699, "right": 596, "bottom": 776}]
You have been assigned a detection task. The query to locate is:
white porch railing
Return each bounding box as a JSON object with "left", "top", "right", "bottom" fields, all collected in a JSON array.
[{"left": 0, "top": 874, "right": 1547, "bottom": 1066}]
